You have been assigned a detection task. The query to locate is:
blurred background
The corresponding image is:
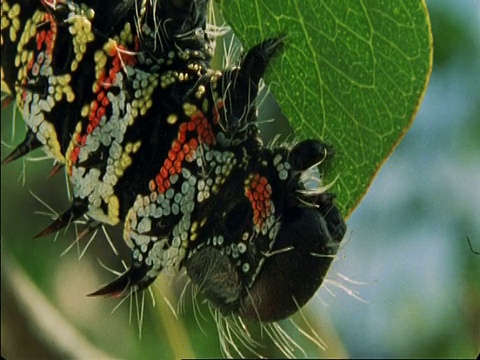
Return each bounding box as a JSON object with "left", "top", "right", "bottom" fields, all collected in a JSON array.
[
  {"left": 2, "top": 0, "right": 479, "bottom": 358},
  {"left": 321, "top": 0, "right": 480, "bottom": 357}
]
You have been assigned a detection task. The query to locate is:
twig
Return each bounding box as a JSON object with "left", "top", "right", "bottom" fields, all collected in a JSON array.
[
  {"left": 3, "top": 256, "right": 116, "bottom": 360},
  {"left": 466, "top": 236, "right": 480, "bottom": 255}
]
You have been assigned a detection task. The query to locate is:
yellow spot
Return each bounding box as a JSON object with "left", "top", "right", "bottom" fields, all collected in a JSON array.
[
  {"left": 120, "top": 152, "right": 132, "bottom": 168},
  {"left": 10, "top": 4, "right": 21, "bottom": 17},
  {"left": 9, "top": 26, "right": 17, "bottom": 42},
  {"left": 81, "top": 104, "right": 90, "bottom": 117},
  {"left": 183, "top": 102, "right": 198, "bottom": 117},
  {"left": 167, "top": 114, "right": 178, "bottom": 125},
  {"left": 133, "top": 141, "right": 141, "bottom": 152},
  {"left": 20, "top": 50, "right": 27, "bottom": 63},
  {"left": 107, "top": 196, "right": 120, "bottom": 225},
  {"left": 103, "top": 39, "right": 117, "bottom": 55},
  {"left": 196, "top": 85, "right": 206, "bottom": 99},
  {"left": 85, "top": 8, "right": 95, "bottom": 20},
  {"left": 149, "top": 181, "right": 157, "bottom": 194},
  {"left": 191, "top": 221, "right": 198, "bottom": 233},
  {"left": 131, "top": 108, "right": 139, "bottom": 119},
  {"left": 145, "top": 99, "right": 153, "bottom": 110},
  {"left": 66, "top": 91, "right": 75, "bottom": 102}
]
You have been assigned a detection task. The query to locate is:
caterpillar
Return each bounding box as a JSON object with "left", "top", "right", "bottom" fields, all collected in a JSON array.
[{"left": 1, "top": 0, "right": 345, "bottom": 328}]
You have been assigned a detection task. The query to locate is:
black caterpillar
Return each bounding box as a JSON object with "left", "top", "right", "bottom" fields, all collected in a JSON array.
[{"left": 1, "top": 0, "right": 346, "bottom": 322}]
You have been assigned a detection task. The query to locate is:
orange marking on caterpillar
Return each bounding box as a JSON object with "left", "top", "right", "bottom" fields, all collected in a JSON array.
[{"left": 245, "top": 174, "right": 273, "bottom": 226}]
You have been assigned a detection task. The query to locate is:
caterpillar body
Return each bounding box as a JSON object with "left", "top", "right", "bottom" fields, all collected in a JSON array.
[{"left": 1, "top": 0, "right": 346, "bottom": 325}]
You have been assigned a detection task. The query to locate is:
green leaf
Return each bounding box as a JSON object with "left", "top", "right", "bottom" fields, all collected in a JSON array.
[{"left": 217, "top": 0, "right": 433, "bottom": 216}]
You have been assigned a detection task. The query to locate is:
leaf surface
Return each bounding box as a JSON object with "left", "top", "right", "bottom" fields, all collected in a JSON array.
[{"left": 218, "top": 0, "right": 433, "bottom": 215}]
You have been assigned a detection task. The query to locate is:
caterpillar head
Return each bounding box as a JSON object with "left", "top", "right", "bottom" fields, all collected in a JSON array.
[{"left": 184, "top": 139, "right": 346, "bottom": 322}]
